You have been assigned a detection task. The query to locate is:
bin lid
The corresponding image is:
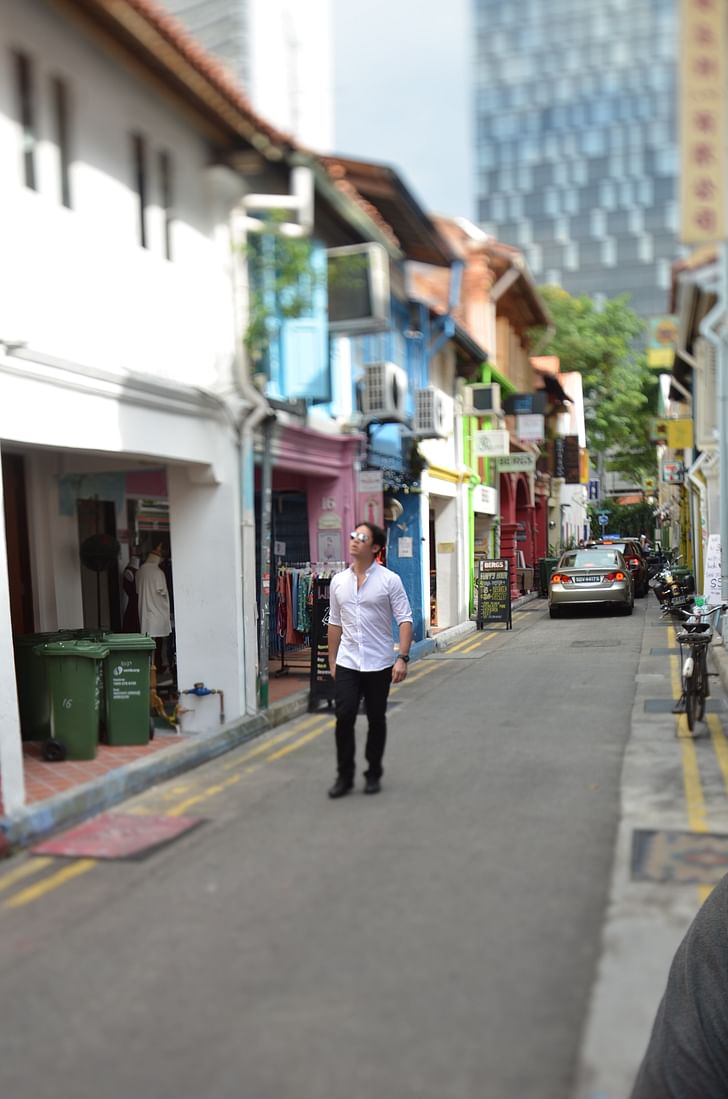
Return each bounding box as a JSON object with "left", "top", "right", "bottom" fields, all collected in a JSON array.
[
  {"left": 102, "top": 633, "right": 156, "bottom": 651},
  {"left": 33, "top": 640, "right": 110, "bottom": 659},
  {"left": 14, "top": 630, "right": 78, "bottom": 647}
]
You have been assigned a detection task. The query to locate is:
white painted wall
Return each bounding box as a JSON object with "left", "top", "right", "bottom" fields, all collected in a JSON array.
[
  {"left": 0, "top": 451, "right": 25, "bottom": 815},
  {"left": 0, "top": 0, "right": 237, "bottom": 386},
  {"left": 0, "top": 0, "right": 258, "bottom": 809}
]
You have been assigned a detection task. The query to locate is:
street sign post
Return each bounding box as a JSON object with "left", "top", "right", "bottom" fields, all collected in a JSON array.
[{"left": 598, "top": 513, "right": 609, "bottom": 528}]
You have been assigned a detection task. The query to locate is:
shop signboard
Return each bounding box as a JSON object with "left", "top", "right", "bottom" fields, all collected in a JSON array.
[
  {"left": 516, "top": 413, "right": 545, "bottom": 443},
  {"left": 654, "top": 419, "right": 694, "bottom": 449},
  {"left": 503, "top": 391, "right": 547, "bottom": 416},
  {"left": 473, "top": 429, "right": 510, "bottom": 457},
  {"left": 679, "top": 0, "right": 727, "bottom": 243},
  {"left": 496, "top": 453, "right": 535, "bottom": 473},
  {"left": 475, "top": 558, "right": 512, "bottom": 630},
  {"left": 704, "top": 534, "right": 722, "bottom": 606},
  {"left": 309, "top": 577, "right": 335, "bottom": 710},
  {"left": 662, "top": 462, "right": 685, "bottom": 484}
]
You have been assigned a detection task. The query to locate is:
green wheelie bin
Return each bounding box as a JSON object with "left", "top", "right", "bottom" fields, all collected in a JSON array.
[
  {"left": 34, "top": 639, "right": 109, "bottom": 760},
  {"left": 13, "top": 630, "right": 77, "bottom": 740},
  {"left": 101, "top": 634, "right": 156, "bottom": 745}
]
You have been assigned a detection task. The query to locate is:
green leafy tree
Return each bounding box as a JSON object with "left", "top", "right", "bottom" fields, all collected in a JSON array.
[{"left": 533, "top": 287, "right": 658, "bottom": 483}]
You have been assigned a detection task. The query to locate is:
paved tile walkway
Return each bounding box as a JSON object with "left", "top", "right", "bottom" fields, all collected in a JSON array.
[{"left": 0, "top": 735, "right": 181, "bottom": 816}]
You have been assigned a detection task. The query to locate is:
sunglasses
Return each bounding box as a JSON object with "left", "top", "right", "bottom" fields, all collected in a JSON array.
[{"left": 350, "top": 531, "right": 370, "bottom": 543}]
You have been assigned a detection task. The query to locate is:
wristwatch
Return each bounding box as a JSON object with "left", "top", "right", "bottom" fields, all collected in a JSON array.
[{"left": 398, "top": 654, "right": 410, "bottom": 663}]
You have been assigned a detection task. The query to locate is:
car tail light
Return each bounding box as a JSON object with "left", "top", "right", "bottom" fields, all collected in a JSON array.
[
  {"left": 627, "top": 557, "right": 640, "bottom": 567},
  {"left": 551, "top": 574, "right": 561, "bottom": 584},
  {"left": 605, "top": 571, "right": 626, "bottom": 582},
  {"left": 552, "top": 574, "right": 571, "bottom": 584}
]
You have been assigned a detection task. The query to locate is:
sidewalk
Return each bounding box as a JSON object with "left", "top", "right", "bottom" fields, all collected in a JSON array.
[
  {"left": 573, "top": 603, "right": 728, "bottom": 1099},
  {"left": 1, "top": 603, "right": 532, "bottom": 855}
]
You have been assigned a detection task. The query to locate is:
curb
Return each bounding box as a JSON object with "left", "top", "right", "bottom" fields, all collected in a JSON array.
[{"left": 0, "top": 691, "right": 311, "bottom": 853}]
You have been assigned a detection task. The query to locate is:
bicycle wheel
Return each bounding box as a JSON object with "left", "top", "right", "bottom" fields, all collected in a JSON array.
[
  {"left": 685, "top": 673, "right": 697, "bottom": 732},
  {"left": 696, "top": 649, "right": 707, "bottom": 722}
]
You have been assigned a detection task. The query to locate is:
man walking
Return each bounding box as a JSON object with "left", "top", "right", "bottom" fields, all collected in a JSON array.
[{"left": 327, "top": 522, "right": 413, "bottom": 798}]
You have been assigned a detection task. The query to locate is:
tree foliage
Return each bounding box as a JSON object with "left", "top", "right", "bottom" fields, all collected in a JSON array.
[{"left": 533, "top": 287, "right": 658, "bottom": 483}]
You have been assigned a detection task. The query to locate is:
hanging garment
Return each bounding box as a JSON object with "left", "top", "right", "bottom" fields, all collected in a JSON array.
[{"left": 136, "top": 553, "right": 171, "bottom": 637}]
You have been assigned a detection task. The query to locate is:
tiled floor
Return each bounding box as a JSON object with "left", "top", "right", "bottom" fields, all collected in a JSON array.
[{"left": 0, "top": 734, "right": 181, "bottom": 816}]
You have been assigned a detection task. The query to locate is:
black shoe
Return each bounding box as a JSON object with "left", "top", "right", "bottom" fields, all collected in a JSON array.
[
  {"left": 328, "top": 777, "right": 353, "bottom": 799},
  {"left": 364, "top": 776, "right": 381, "bottom": 795}
]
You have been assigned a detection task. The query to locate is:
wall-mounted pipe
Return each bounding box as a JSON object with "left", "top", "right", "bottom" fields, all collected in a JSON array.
[{"left": 181, "top": 682, "right": 225, "bottom": 724}]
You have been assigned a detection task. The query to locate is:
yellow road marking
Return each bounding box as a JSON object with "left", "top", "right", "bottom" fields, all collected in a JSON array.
[
  {"left": 265, "top": 720, "right": 334, "bottom": 762},
  {"left": 400, "top": 663, "right": 440, "bottom": 686},
  {"left": 221, "top": 714, "right": 326, "bottom": 770},
  {"left": 670, "top": 650, "right": 708, "bottom": 832},
  {"left": 2, "top": 859, "right": 96, "bottom": 910},
  {"left": 460, "top": 631, "right": 498, "bottom": 654},
  {"left": 165, "top": 772, "right": 244, "bottom": 817},
  {"left": 447, "top": 634, "right": 480, "bottom": 653},
  {"left": 0, "top": 857, "right": 54, "bottom": 894}
]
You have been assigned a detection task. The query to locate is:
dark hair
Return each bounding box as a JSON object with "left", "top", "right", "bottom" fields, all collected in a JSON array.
[{"left": 356, "top": 521, "right": 386, "bottom": 551}]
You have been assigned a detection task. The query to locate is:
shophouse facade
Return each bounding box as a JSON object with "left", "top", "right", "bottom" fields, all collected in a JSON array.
[
  {"left": 0, "top": 0, "right": 402, "bottom": 812},
  {"left": 669, "top": 251, "right": 720, "bottom": 588}
]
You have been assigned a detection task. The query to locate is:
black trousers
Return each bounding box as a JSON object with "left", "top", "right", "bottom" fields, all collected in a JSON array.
[{"left": 334, "top": 665, "right": 393, "bottom": 781}]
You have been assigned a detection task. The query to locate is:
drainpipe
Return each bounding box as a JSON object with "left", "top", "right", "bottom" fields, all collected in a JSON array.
[
  {"left": 685, "top": 450, "right": 709, "bottom": 590},
  {"left": 698, "top": 244, "right": 727, "bottom": 618},
  {"left": 230, "top": 207, "right": 277, "bottom": 713}
]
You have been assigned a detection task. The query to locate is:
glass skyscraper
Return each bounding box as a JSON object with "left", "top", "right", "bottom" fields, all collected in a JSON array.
[
  {"left": 473, "top": 0, "right": 682, "bottom": 317},
  {"left": 161, "top": 1, "right": 250, "bottom": 88}
]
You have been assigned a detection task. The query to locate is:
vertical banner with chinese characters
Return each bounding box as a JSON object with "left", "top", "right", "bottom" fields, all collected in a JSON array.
[{"left": 679, "top": 0, "right": 727, "bottom": 243}]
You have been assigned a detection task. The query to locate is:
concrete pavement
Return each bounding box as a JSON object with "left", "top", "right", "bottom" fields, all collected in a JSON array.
[
  {"left": 2, "top": 604, "right": 544, "bottom": 853},
  {"left": 573, "top": 600, "right": 728, "bottom": 1098}
]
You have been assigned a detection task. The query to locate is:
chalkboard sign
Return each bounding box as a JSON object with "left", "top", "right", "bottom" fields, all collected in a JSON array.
[
  {"left": 309, "top": 577, "right": 335, "bottom": 710},
  {"left": 476, "top": 558, "right": 512, "bottom": 629}
]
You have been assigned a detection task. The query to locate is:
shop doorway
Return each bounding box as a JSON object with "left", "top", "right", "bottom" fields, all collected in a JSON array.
[
  {"left": 429, "top": 510, "right": 437, "bottom": 627},
  {"left": 2, "top": 452, "right": 34, "bottom": 634},
  {"left": 77, "top": 498, "right": 121, "bottom": 631}
]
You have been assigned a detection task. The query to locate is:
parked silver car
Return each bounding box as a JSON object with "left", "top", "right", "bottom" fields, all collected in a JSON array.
[{"left": 548, "top": 548, "right": 634, "bottom": 618}]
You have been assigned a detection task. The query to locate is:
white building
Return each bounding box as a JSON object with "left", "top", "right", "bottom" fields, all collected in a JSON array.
[{"left": 0, "top": 0, "right": 301, "bottom": 814}]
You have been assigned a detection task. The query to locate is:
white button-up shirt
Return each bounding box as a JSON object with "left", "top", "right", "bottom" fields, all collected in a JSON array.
[{"left": 329, "top": 562, "right": 413, "bottom": 672}]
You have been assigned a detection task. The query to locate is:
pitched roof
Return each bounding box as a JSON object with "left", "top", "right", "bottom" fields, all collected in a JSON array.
[
  {"left": 68, "top": 0, "right": 293, "bottom": 155},
  {"left": 320, "top": 156, "right": 457, "bottom": 266}
]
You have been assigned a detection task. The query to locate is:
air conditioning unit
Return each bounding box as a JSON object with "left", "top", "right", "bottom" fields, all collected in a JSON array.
[
  {"left": 361, "top": 362, "right": 408, "bottom": 423},
  {"left": 414, "top": 386, "right": 454, "bottom": 439},
  {"left": 461, "top": 382, "right": 502, "bottom": 416}
]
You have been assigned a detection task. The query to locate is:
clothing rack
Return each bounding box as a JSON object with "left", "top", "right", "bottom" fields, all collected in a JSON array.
[{"left": 272, "top": 560, "right": 346, "bottom": 677}]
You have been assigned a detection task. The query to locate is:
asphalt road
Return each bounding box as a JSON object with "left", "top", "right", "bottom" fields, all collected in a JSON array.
[{"left": 0, "top": 596, "right": 647, "bottom": 1099}]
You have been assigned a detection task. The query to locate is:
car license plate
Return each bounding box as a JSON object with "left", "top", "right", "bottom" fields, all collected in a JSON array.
[{"left": 574, "top": 575, "right": 602, "bottom": 583}]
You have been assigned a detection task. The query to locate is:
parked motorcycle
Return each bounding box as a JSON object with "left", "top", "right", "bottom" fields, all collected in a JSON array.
[{"left": 650, "top": 554, "right": 696, "bottom": 615}]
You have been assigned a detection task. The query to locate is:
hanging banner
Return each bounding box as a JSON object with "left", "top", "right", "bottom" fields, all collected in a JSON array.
[
  {"left": 356, "top": 469, "right": 383, "bottom": 527},
  {"left": 679, "top": 0, "right": 727, "bottom": 242},
  {"left": 704, "top": 533, "right": 722, "bottom": 605}
]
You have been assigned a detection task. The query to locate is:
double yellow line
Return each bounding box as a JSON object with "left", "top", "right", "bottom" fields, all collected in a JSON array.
[
  {"left": 668, "top": 624, "right": 728, "bottom": 904},
  {"left": 0, "top": 711, "right": 336, "bottom": 911},
  {"left": 0, "top": 630, "right": 509, "bottom": 911}
]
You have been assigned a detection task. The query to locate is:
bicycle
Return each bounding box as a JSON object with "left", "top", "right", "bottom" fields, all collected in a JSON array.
[{"left": 675, "top": 600, "right": 728, "bottom": 732}]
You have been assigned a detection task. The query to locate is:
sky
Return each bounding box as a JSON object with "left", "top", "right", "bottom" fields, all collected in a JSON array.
[{"left": 331, "top": 0, "right": 473, "bottom": 222}]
